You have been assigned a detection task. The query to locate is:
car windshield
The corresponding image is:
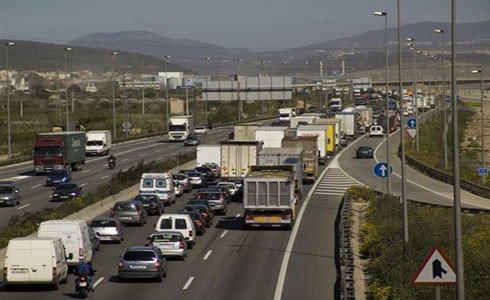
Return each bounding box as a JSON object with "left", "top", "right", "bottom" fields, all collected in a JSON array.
[
  {"left": 196, "top": 127, "right": 205, "bottom": 130},
  {"left": 0, "top": 186, "right": 13, "bottom": 194},
  {"left": 92, "top": 220, "right": 117, "bottom": 227},
  {"left": 142, "top": 179, "right": 154, "bottom": 188},
  {"left": 153, "top": 234, "right": 181, "bottom": 242},
  {"left": 184, "top": 206, "right": 205, "bottom": 213},
  {"left": 56, "top": 184, "right": 77, "bottom": 190},
  {"left": 169, "top": 125, "right": 186, "bottom": 131},
  {"left": 188, "top": 200, "right": 207, "bottom": 206},
  {"left": 114, "top": 202, "right": 137, "bottom": 211},
  {"left": 34, "top": 147, "right": 62, "bottom": 156},
  {"left": 50, "top": 170, "right": 67, "bottom": 176},
  {"left": 187, "top": 136, "right": 198, "bottom": 140},
  {"left": 87, "top": 141, "right": 103, "bottom": 146},
  {"left": 123, "top": 251, "right": 156, "bottom": 261},
  {"left": 188, "top": 172, "right": 200, "bottom": 177},
  {"left": 196, "top": 167, "right": 210, "bottom": 173}
]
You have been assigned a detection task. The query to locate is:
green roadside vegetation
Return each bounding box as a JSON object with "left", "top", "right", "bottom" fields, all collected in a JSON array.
[
  {"left": 404, "top": 103, "right": 485, "bottom": 185},
  {"left": 348, "top": 186, "right": 490, "bottom": 300},
  {"left": 0, "top": 151, "right": 195, "bottom": 249}
]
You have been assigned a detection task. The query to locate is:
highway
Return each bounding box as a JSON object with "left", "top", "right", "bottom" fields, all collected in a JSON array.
[{"left": 0, "top": 128, "right": 231, "bottom": 229}]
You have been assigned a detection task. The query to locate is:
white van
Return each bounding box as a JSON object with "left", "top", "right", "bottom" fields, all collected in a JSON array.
[
  {"left": 154, "top": 214, "right": 196, "bottom": 248},
  {"left": 369, "top": 125, "right": 384, "bottom": 137},
  {"left": 140, "top": 173, "right": 175, "bottom": 206},
  {"left": 3, "top": 237, "right": 70, "bottom": 290},
  {"left": 37, "top": 220, "right": 93, "bottom": 266}
]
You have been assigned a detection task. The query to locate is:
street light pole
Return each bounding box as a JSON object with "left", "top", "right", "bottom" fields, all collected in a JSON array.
[
  {"left": 237, "top": 58, "right": 243, "bottom": 121},
  {"left": 374, "top": 11, "right": 391, "bottom": 195},
  {"left": 434, "top": 29, "right": 448, "bottom": 169},
  {"left": 111, "top": 51, "right": 118, "bottom": 139},
  {"left": 204, "top": 57, "right": 210, "bottom": 125},
  {"left": 397, "top": 0, "right": 409, "bottom": 243},
  {"left": 472, "top": 70, "right": 485, "bottom": 184},
  {"left": 64, "top": 47, "right": 72, "bottom": 130},
  {"left": 5, "top": 42, "right": 14, "bottom": 158},
  {"left": 164, "top": 55, "right": 171, "bottom": 128}
]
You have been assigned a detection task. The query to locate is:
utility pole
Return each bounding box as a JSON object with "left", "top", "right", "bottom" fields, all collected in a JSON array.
[
  {"left": 407, "top": 39, "right": 419, "bottom": 153},
  {"left": 164, "top": 55, "right": 171, "bottom": 129},
  {"left": 434, "top": 29, "right": 448, "bottom": 169},
  {"left": 111, "top": 51, "right": 118, "bottom": 139},
  {"left": 142, "top": 84, "right": 145, "bottom": 115},
  {"left": 64, "top": 47, "right": 72, "bottom": 130},
  {"left": 5, "top": 42, "right": 14, "bottom": 158},
  {"left": 472, "top": 70, "right": 485, "bottom": 183},
  {"left": 185, "top": 86, "right": 189, "bottom": 115}
]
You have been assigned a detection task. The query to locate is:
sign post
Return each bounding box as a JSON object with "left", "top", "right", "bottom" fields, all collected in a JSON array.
[{"left": 411, "top": 246, "right": 457, "bottom": 300}]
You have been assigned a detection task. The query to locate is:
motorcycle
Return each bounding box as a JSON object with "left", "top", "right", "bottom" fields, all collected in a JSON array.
[
  {"left": 75, "top": 275, "right": 91, "bottom": 298},
  {"left": 108, "top": 159, "right": 116, "bottom": 169}
]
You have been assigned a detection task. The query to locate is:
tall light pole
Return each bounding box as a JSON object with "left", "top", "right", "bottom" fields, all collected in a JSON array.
[
  {"left": 396, "top": 0, "right": 409, "bottom": 243},
  {"left": 164, "top": 55, "right": 171, "bottom": 128},
  {"left": 472, "top": 70, "right": 485, "bottom": 183},
  {"left": 64, "top": 47, "right": 72, "bottom": 130},
  {"left": 374, "top": 11, "right": 391, "bottom": 195},
  {"left": 111, "top": 51, "right": 118, "bottom": 139},
  {"left": 407, "top": 39, "right": 419, "bottom": 153},
  {"left": 434, "top": 29, "right": 448, "bottom": 169},
  {"left": 451, "top": 1, "right": 465, "bottom": 297},
  {"left": 204, "top": 57, "right": 210, "bottom": 125},
  {"left": 5, "top": 42, "right": 14, "bottom": 158},
  {"left": 237, "top": 58, "right": 243, "bottom": 121}
]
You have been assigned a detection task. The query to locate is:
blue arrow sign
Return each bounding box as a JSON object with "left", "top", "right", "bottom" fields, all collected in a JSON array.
[
  {"left": 478, "top": 168, "right": 487, "bottom": 176},
  {"left": 373, "top": 162, "right": 393, "bottom": 178},
  {"left": 407, "top": 118, "right": 416, "bottom": 129}
]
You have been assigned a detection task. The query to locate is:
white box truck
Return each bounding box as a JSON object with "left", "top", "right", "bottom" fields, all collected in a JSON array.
[
  {"left": 220, "top": 141, "right": 262, "bottom": 178},
  {"left": 335, "top": 112, "right": 359, "bottom": 137},
  {"left": 86, "top": 130, "right": 112, "bottom": 156},
  {"left": 290, "top": 115, "right": 320, "bottom": 129},
  {"left": 279, "top": 107, "right": 296, "bottom": 123},
  {"left": 197, "top": 145, "right": 221, "bottom": 167},
  {"left": 297, "top": 124, "right": 328, "bottom": 164},
  {"left": 255, "top": 126, "right": 288, "bottom": 148},
  {"left": 168, "top": 115, "right": 194, "bottom": 141},
  {"left": 234, "top": 123, "right": 261, "bottom": 141},
  {"left": 330, "top": 98, "right": 343, "bottom": 112}
]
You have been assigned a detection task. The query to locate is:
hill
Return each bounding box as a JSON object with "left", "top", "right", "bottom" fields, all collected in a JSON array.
[{"left": 0, "top": 39, "right": 189, "bottom": 74}]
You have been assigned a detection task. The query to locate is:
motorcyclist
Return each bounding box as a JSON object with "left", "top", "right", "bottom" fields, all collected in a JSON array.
[
  {"left": 75, "top": 259, "right": 95, "bottom": 291},
  {"left": 108, "top": 154, "right": 116, "bottom": 168}
]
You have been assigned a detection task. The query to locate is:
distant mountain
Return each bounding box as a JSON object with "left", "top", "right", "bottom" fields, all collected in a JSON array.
[
  {"left": 71, "top": 31, "right": 248, "bottom": 61},
  {"left": 0, "top": 39, "right": 188, "bottom": 73}
]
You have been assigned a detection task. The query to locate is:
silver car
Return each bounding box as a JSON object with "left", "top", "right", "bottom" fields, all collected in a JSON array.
[
  {"left": 90, "top": 217, "right": 124, "bottom": 243},
  {"left": 0, "top": 182, "right": 21, "bottom": 207},
  {"left": 148, "top": 231, "right": 187, "bottom": 260},
  {"left": 118, "top": 246, "right": 168, "bottom": 282},
  {"left": 111, "top": 201, "right": 148, "bottom": 226}
]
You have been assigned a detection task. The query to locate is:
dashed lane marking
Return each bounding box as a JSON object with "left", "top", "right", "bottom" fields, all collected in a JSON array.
[{"left": 182, "top": 277, "right": 194, "bottom": 290}]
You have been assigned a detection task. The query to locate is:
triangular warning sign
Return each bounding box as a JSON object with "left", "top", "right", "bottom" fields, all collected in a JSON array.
[
  {"left": 411, "top": 246, "right": 457, "bottom": 285},
  {"left": 406, "top": 128, "right": 417, "bottom": 139}
]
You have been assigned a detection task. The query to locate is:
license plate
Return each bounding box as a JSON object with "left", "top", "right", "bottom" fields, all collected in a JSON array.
[
  {"left": 270, "top": 217, "right": 282, "bottom": 221},
  {"left": 60, "top": 196, "right": 69, "bottom": 199},
  {"left": 120, "top": 217, "right": 132, "bottom": 220},
  {"left": 158, "top": 243, "right": 173, "bottom": 248},
  {"left": 130, "top": 265, "right": 146, "bottom": 269},
  {"left": 79, "top": 282, "right": 87, "bottom": 287},
  {"left": 254, "top": 217, "right": 267, "bottom": 221},
  {"left": 12, "top": 269, "right": 27, "bottom": 274}
]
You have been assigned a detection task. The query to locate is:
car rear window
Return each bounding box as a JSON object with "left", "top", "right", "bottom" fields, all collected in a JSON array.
[
  {"left": 57, "top": 184, "right": 77, "bottom": 190},
  {"left": 123, "top": 251, "right": 156, "bottom": 261},
  {"left": 142, "top": 179, "right": 154, "bottom": 188},
  {"left": 159, "top": 219, "right": 172, "bottom": 229},
  {"left": 153, "top": 234, "right": 181, "bottom": 242},
  {"left": 173, "top": 175, "right": 186, "bottom": 180},
  {"left": 114, "top": 203, "right": 136, "bottom": 211},
  {"left": 92, "top": 220, "right": 117, "bottom": 227},
  {"left": 175, "top": 219, "right": 187, "bottom": 229},
  {"left": 156, "top": 179, "right": 167, "bottom": 188},
  {"left": 200, "top": 192, "right": 220, "bottom": 200}
]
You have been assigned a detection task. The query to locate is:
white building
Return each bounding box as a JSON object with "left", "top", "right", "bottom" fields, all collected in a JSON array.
[{"left": 158, "top": 72, "right": 184, "bottom": 87}]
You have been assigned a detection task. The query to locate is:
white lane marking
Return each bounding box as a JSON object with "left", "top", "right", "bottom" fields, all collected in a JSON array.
[
  {"left": 80, "top": 183, "right": 88, "bottom": 187},
  {"left": 122, "top": 158, "right": 129, "bottom": 162},
  {"left": 235, "top": 213, "right": 241, "bottom": 218},
  {"left": 5, "top": 175, "right": 31, "bottom": 182},
  {"left": 273, "top": 163, "right": 330, "bottom": 300},
  {"left": 82, "top": 170, "right": 91, "bottom": 174},
  {"left": 220, "top": 230, "right": 229, "bottom": 238},
  {"left": 122, "top": 169, "right": 129, "bottom": 172},
  {"left": 85, "top": 142, "right": 163, "bottom": 164},
  {"left": 100, "top": 175, "right": 109, "bottom": 179},
  {"left": 203, "top": 250, "right": 213, "bottom": 261},
  {"left": 182, "top": 277, "right": 194, "bottom": 290},
  {"left": 155, "top": 150, "right": 161, "bottom": 153},
  {"left": 93, "top": 277, "right": 105, "bottom": 288},
  {"left": 139, "top": 154, "right": 145, "bottom": 157},
  {"left": 31, "top": 184, "right": 42, "bottom": 189},
  {"left": 17, "top": 204, "right": 31, "bottom": 210}
]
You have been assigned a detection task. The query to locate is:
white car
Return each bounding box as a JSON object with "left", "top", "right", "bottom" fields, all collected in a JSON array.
[
  {"left": 194, "top": 126, "right": 208, "bottom": 135},
  {"left": 369, "top": 125, "right": 384, "bottom": 137}
]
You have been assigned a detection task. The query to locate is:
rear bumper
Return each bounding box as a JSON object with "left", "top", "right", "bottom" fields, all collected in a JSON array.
[
  {"left": 119, "top": 270, "right": 161, "bottom": 279},
  {"left": 160, "top": 249, "right": 186, "bottom": 257},
  {"left": 245, "top": 220, "right": 293, "bottom": 227},
  {"left": 98, "top": 234, "right": 122, "bottom": 241}
]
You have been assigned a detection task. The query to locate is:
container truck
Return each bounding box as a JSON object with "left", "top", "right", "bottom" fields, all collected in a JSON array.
[
  {"left": 85, "top": 130, "right": 112, "bottom": 156},
  {"left": 243, "top": 166, "right": 297, "bottom": 230},
  {"left": 297, "top": 124, "right": 328, "bottom": 164},
  {"left": 168, "top": 116, "right": 194, "bottom": 141},
  {"left": 290, "top": 115, "right": 320, "bottom": 129},
  {"left": 259, "top": 147, "right": 303, "bottom": 194},
  {"left": 334, "top": 112, "right": 359, "bottom": 137},
  {"left": 34, "top": 132, "right": 86, "bottom": 174},
  {"left": 279, "top": 108, "right": 296, "bottom": 123},
  {"left": 314, "top": 118, "right": 342, "bottom": 150},
  {"left": 255, "top": 126, "right": 288, "bottom": 148},
  {"left": 220, "top": 141, "right": 262, "bottom": 179},
  {"left": 234, "top": 123, "right": 261, "bottom": 141},
  {"left": 282, "top": 136, "right": 318, "bottom": 182},
  {"left": 197, "top": 145, "right": 221, "bottom": 167},
  {"left": 330, "top": 98, "right": 342, "bottom": 112}
]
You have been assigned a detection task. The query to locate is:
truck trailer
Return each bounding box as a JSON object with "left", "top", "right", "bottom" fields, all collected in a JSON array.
[
  {"left": 255, "top": 126, "right": 288, "bottom": 148},
  {"left": 258, "top": 147, "right": 304, "bottom": 194},
  {"left": 85, "top": 130, "right": 112, "bottom": 156},
  {"left": 220, "top": 141, "right": 262, "bottom": 179},
  {"left": 282, "top": 136, "right": 318, "bottom": 182},
  {"left": 197, "top": 145, "right": 221, "bottom": 167}
]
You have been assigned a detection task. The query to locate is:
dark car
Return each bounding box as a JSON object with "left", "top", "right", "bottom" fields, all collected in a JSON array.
[
  {"left": 46, "top": 169, "right": 72, "bottom": 186},
  {"left": 202, "top": 163, "right": 220, "bottom": 178},
  {"left": 186, "top": 199, "right": 212, "bottom": 212},
  {"left": 134, "top": 194, "right": 164, "bottom": 215},
  {"left": 356, "top": 146, "right": 374, "bottom": 159},
  {"left": 118, "top": 246, "right": 167, "bottom": 282},
  {"left": 205, "top": 186, "right": 233, "bottom": 203},
  {"left": 184, "top": 135, "right": 200, "bottom": 146},
  {"left": 183, "top": 205, "right": 213, "bottom": 227},
  {"left": 111, "top": 201, "right": 148, "bottom": 226},
  {"left": 51, "top": 183, "right": 82, "bottom": 201},
  {"left": 195, "top": 190, "right": 228, "bottom": 215},
  {"left": 177, "top": 211, "right": 206, "bottom": 236},
  {"left": 195, "top": 166, "right": 216, "bottom": 183}
]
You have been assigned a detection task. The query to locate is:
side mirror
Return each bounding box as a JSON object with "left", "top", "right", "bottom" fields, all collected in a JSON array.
[{"left": 67, "top": 253, "right": 74, "bottom": 260}]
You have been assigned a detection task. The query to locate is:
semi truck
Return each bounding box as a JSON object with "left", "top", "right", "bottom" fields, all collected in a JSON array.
[
  {"left": 258, "top": 147, "right": 304, "bottom": 194},
  {"left": 330, "top": 98, "right": 342, "bottom": 112},
  {"left": 85, "top": 130, "right": 112, "bottom": 156},
  {"left": 220, "top": 141, "right": 262, "bottom": 179},
  {"left": 168, "top": 116, "right": 194, "bottom": 141},
  {"left": 335, "top": 112, "right": 359, "bottom": 137},
  {"left": 297, "top": 124, "right": 327, "bottom": 164},
  {"left": 33, "top": 132, "right": 86, "bottom": 174},
  {"left": 233, "top": 123, "right": 261, "bottom": 141},
  {"left": 314, "top": 118, "right": 342, "bottom": 150},
  {"left": 290, "top": 115, "right": 320, "bottom": 129},
  {"left": 197, "top": 145, "right": 221, "bottom": 167},
  {"left": 255, "top": 126, "right": 288, "bottom": 148},
  {"left": 243, "top": 165, "right": 297, "bottom": 230},
  {"left": 279, "top": 108, "right": 296, "bottom": 123},
  {"left": 282, "top": 136, "right": 318, "bottom": 182}
]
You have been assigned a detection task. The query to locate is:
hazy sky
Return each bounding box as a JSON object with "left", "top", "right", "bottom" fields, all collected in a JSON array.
[{"left": 1, "top": 0, "right": 489, "bottom": 50}]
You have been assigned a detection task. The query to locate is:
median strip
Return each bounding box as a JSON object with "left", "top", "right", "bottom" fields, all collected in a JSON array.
[{"left": 182, "top": 276, "right": 194, "bottom": 290}]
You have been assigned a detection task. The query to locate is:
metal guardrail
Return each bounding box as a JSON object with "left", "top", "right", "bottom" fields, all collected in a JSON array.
[
  {"left": 339, "top": 194, "right": 355, "bottom": 300},
  {"left": 399, "top": 146, "right": 490, "bottom": 199}
]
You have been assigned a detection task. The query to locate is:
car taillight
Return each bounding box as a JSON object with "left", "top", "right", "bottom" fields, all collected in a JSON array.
[
  {"left": 179, "top": 241, "right": 185, "bottom": 249},
  {"left": 245, "top": 214, "right": 254, "bottom": 220},
  {"left": 189, "top": 230, "right": 193, "bottom": 237},
  {"left": 185, "top": 179, "right": 189, "bottom": 185},
  {"left": 220, "top": 194, "right": 225, "bottom": 201},
  {"left": 202, "top": 213, "right": 209, "bottom": 219},
  {"left": 3, "top": 267, "right": 7, "bottom": 279},
  {"left": 137, "top": 209, "right": 142, "bottom": 215},
  {"left": 154, "top": 261, "right": 161, "bottom": 268},
  {"left": 52, "top": 267, "right": 57, "bottom": 278},
  {"left": 80, "top": 276, "right": 87, "bottom": 282},
  {"left": 118, "top": 260, "right": 124, "bottom": 268},
  {"left": 79, "top": 248, "right": 83, "bottom": 257},
  {"left": 152, "top": 203, "right": 158, "bottom": 208},
  {"left": 196, "top": 220, "right": 203, "bottom": 226},
  {"left": 149, "top": 242, "right": 153, "bottom": 247},
  {"left": 196, "top": 194, "right": 201, "bottom": 199}
]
